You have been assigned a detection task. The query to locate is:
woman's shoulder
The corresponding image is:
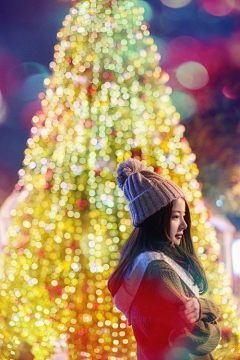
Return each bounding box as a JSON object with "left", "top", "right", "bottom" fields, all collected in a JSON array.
[
  {"left": 128, "top": 251, "right": 182, "bottom": 286},
  {"left": 136, "top": 251, "right": 188, "bottom": 276},
  {"left": 144, "top": 258, "right": 177, "bottom": 280},
  {"left": 146, "top": 258, "right": 175, "bottom": 271},
  {"left": 137, "top": 259, "right": 185, "bottom": 303}
]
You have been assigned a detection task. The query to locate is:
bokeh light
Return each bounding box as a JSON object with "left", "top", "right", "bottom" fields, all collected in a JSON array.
[
  {"left": 0, "top": 53, "right": 24, "bottom": 97},
  {"left": 21, "top": 74, "right": 49, "bottom": 101},
  {"left": 235, "top": 0, "right": 240, "bottom": 9},
  {"left": 19, "top": 62, "right": 50, "bottom": 101},
  {"left": 216, "top": 199, "right": 223, "bottom": 207},
  {"left": 167, "top": 36, "right": 201, "bottom": 63},
  {"left": 160, "top": 0, "right": 192, "bottom": 8},
  {"left": 228, "top": 33, "right": 240, "bottom": 68},
  {"left": 199, "top": 44, "right": 225, "bottom": 75},
  {"left": 20, "top": 100, "right": 42, "bottom": 131},
  {"left": 202, "top": 0, "right": 235, "bottom": 16},
  {"left": 152, "top": 36, "right": 167, "bottom": 60},
  {"left": 176, "top": 61, "right": 209, "bottom": 89},
  {"left": 135, "top": 0, "right": 153, "bottom": 22},
  {"left": 171, "top": 91, "right": 197, "bottom": 120},
  {"left": 22, "top": 62, "right": 49, "bottom": 76},
  {"left": 222, "top": 82, "right": 240, "bottom": 99}
]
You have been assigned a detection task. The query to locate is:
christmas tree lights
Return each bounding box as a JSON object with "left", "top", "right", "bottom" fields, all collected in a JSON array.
[{"left": 0, "top": 0, "right": 240, "bottom": 359}]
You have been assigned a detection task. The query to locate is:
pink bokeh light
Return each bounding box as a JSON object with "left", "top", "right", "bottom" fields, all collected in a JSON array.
[
  {"left": 0, "top": 52, "right": 24, "bottom": 97},
  {"left": 20, "top": 100, "right": 42, "bottom": 131},
  {"left": 202, "top": 0, "right": 235, "bottom": 17},
  {"left": 228, "top": 32, "right": 240, "bottom": 68},
  {"left": 222, "top": 82, "right": 240, "bottom": 99},
  {"left": 167, "top": 36, "right": 201, "bottom": 64}
]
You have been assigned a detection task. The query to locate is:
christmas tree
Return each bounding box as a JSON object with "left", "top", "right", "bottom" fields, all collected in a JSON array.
[{"left": 0, "top": 0, "right": 240, "bottom": 359}]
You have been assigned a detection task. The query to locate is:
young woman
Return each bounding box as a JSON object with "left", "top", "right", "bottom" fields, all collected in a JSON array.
[{"left": 108, "top": 158, "right": 220, "bottom": 360}]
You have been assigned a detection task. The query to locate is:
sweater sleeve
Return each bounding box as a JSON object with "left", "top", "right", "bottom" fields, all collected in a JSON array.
[
  {"left": 197, "top": 296, "right": 220, "bottom": 323},
  {"left": 169, "top": 314, "right": 221, "bottom": 357},
  {"left": 136, "top": 261, "right": 221, "bottom": 358}
]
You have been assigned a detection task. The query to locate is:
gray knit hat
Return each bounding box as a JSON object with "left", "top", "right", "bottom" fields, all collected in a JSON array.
[{"left": 116, "top": 158, "right": 186, "bottom": 227}]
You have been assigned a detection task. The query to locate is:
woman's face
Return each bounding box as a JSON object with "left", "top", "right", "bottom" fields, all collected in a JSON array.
[{"left": 169, "top": 198, "right": 187, "bottom": 246}]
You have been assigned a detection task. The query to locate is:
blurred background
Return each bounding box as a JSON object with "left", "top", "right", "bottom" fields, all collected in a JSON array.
[{"left": 0, "top": 0, "right": 240, "bottom": 288}]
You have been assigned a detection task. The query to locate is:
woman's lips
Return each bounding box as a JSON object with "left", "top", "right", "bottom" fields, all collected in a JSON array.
[{"left": 175, "top": 234, "right": 182, "bottom": 239}]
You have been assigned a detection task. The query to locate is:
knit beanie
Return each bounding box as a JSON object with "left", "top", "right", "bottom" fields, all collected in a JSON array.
[{"left": 116, "top": 158, "right": 186, "bottom": 227}]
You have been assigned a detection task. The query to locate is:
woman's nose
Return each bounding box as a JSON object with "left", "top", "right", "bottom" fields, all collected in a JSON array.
[{"left": 181, "top": 217, "right": 187, "bottom": 230}]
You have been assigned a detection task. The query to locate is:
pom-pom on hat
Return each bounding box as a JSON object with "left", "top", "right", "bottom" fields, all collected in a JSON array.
[{"left": 116, "top": 158, "right": 186, "bottom": 227}]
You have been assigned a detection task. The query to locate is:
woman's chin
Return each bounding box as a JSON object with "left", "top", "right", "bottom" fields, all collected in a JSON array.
[{"left": 174, "top": 238, "right": 181, "bottom": 245}]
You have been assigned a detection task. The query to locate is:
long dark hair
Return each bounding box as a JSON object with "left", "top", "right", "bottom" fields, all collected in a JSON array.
[{"left": 108, "top": 198, "right": 208, "bottom": 297}]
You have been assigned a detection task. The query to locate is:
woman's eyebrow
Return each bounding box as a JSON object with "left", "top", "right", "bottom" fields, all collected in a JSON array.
[{"left": 172, "top": 210, "right": 186, "bottom": 214}]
